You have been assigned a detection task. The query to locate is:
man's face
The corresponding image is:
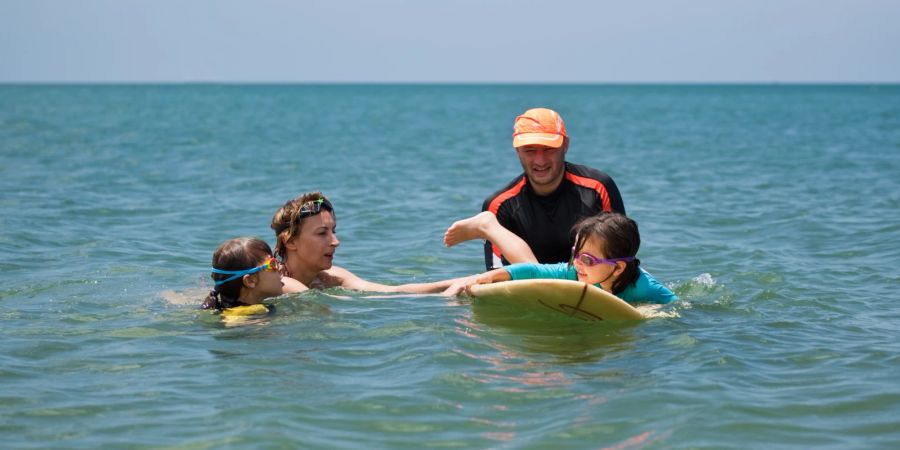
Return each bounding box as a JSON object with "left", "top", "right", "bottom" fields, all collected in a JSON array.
[{"left": 515, "top": 142, "right": 568, "bottom": 195}]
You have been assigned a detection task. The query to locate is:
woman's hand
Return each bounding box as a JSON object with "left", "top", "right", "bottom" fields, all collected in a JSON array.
[{"left": 441, "top": 274, "right": 488, "bottom": 297}]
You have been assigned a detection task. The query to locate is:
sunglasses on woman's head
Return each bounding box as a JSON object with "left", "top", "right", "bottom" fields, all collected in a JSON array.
[
  {"left": 571, "top": 247, "right": 634, "bottom": 267},
  {"left": 211, "top": 257, "right": 280, "bottom": 285},
  {"left": 297, "top": 198, "right": 334, "bottom": 221}
]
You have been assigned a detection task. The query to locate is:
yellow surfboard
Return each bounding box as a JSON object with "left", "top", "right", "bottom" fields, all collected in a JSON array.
[{"left": 469, "top": 279, "right": 643, "bottom": 321}]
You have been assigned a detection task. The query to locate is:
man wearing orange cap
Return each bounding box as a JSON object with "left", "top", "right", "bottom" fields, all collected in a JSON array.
[{"left": 480, "top": 108, "right": 625, "bottom": 270}]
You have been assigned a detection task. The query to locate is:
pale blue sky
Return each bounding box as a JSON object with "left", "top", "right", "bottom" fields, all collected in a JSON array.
[{"left": 2, "top": 0, "right": 899, "bottom": 83}]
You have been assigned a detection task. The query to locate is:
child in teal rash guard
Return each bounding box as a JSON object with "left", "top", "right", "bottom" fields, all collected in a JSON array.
[
  {"left": 443, "top": 212, "right": 677, "bottom": 304},
  {"left": 503, "top": 261, "right": 676, "bottom": 304}
]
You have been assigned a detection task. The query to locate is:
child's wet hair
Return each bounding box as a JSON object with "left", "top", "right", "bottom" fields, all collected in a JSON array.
[
  {"left": 571, "top": 212, "right": 641, "bottom": 295},
  {"left": 203, "top": 237, "right": 274, "bottom": 310},
  {"left": 270, "top": 191, "right": 334, "bottom": 261}
]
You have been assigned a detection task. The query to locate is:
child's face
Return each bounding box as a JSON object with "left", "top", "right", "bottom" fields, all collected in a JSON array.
[{"left": 572, "top": 237, "right": 621, "bottom": 288}]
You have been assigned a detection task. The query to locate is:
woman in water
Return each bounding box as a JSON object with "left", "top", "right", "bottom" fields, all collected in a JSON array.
[
  {"left": 442, "top": 211, "right": 677, "bottom": 304},
  {"left": 272, "top": 191, "right": 460, "bottom": 294},
  {"left": 202, "top": 237, "right": 288, "bottom": 316}
]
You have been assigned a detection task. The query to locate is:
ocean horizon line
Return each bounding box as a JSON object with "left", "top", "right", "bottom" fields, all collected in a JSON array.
[{"left": 2, "top": 80, "right": 898, "bottom": 87}]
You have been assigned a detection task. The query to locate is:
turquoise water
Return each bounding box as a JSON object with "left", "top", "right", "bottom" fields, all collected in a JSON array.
[{"left": 2, "top": 84, "right": 899, "bottom": 448}]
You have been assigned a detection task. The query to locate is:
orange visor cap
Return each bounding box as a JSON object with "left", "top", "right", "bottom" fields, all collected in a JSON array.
[{"left": 512, "top": 108, "right": 567, "bottom": 148}]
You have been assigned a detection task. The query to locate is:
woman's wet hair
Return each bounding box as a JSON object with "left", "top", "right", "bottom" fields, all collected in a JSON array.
[
  {"left": 202, "top": 237, "right": 274, "bottom": 310},
  {"left": 270, "top": 191, "right": 335, "bottom": 261},
  {"left": 571, "top": 212, "right": 641, "bottom": 295}
]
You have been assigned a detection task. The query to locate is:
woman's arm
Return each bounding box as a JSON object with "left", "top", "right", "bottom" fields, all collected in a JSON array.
[{"left": 324, "top": 265, "right": 462, "bottom": 294}]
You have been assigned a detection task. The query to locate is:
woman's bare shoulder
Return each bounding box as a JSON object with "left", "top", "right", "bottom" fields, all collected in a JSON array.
[
  {"left": 281, "top": 276, "right": 308, "bottom": 294},
  {"left": 318, "top": 266, "right": 354, "bottom": 288}
]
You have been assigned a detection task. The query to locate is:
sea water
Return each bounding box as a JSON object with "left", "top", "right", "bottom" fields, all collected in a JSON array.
[{"left": 1, "top": 84, "right": 899, "bottom": 448}]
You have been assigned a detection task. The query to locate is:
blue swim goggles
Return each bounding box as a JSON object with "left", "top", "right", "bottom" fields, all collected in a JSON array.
[{"left": 211, "top": 257, "right": 280, "bottom": 285}]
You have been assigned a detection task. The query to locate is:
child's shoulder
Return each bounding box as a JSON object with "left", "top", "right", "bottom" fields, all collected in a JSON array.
[{"left": 627, "top": 268, "right": 678, "bottom": 304}]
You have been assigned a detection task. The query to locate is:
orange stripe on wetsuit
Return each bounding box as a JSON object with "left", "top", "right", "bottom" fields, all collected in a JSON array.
[
  {"left": 486, "top": 177, "right": 527, "bottom": 257},
  {"left": 565, "top": 172, "right": 612, "bottom": 212}
]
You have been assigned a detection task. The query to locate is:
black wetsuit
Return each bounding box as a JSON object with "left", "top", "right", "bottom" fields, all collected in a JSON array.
[{"left": 481, "top": 162, "right": 625, "bottom": 270}]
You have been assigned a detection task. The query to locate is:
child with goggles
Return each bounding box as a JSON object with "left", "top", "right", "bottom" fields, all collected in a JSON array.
[
  {"left": 443, "top": 212, "right": 677, "bottom": 304},
  {"left": 203, "top": 237, "right": 291, "bottom": 317}
]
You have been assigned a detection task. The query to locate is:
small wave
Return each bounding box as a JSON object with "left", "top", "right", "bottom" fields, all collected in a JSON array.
[
  {"left": 692, "top": 273, "right": 717, "bottom": 287},
  {"left": 637, "top": 304, "right": 680, "bottom": 319},
  {"left": 161, "top": 288, "right": 207, "bottom": 306},
  {"left": 0, "top": 278, "right": 101, "bottom": 302},
  {"left": 669, "top": 273, "right": 742, "bottom": 312},
  {"left": 675, "top": 273, "right": 724, "bottom": 300}
]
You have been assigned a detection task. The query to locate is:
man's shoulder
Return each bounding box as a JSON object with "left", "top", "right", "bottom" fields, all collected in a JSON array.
[
  {"left": 482, "top": 173, "right": 528, "bottom": 212},
  {"left": 565, "top": 162, "right": 614, "bottom": 181},
  {"left": 563, "top": 161, "right": 626, "bottom": 214}
]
